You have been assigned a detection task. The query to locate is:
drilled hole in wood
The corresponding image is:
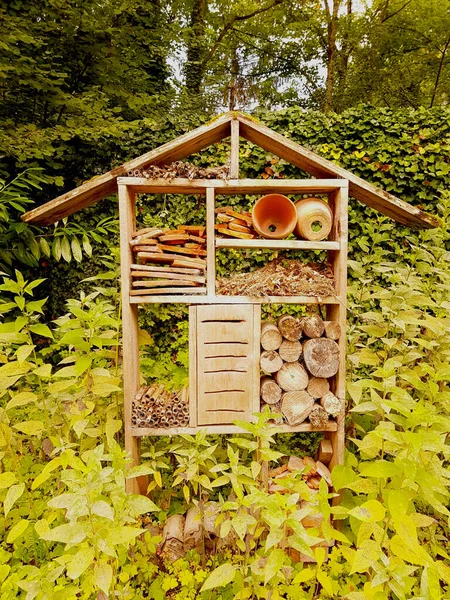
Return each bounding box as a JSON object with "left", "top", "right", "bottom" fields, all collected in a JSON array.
[
  {"left": 201, "top": 319, "right": 246, "bottom": 324},
  {"left": 204, "top": 369, "right": 247, "bottom": 374},
  {"left": 204, "top": 341, "right": 248, "bottom": 345},
  {"left": 205, "top": 409, "right": 245, "bottom": 413},
  {"left": 205, "top": 355, "right": 247, "bottom": 359},
  {"left": 204, "top": 390, "right": 245, "bottom": 394},
  {"left": 311, "top": 220, "right": 323, "bottom": 232}
]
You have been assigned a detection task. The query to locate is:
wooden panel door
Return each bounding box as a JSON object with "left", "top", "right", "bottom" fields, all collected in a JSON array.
[{"left": 195, "top": 304, "right": 260, "bottom": 426}]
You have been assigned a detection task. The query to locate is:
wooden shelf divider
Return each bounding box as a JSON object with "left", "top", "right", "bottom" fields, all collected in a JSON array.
[
  {"left": 216, "top": 238, "right": 340, "bottom": 251},
  {"left": 132, "top": 421, "right": 338, "bottom": 437},
  {"left": 130, "top": 294, "right": 341, "bottom": 305}
]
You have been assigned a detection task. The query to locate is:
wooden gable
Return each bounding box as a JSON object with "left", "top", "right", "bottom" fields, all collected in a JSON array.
[{"left": 22, "top": 111, "right": 439, "bottom": 229}]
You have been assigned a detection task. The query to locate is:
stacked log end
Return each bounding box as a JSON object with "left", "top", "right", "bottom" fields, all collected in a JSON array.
[
  {"left": 130, "top": 225, "right": 207, "bottom": 295},
  {"left": 215, "top": 206, "right": 257, "bottom": 239},
  {"left": 132, "top": 385, "right": 190, "bottom": 428},
  {"left": 260, "top": 314, "right": 343, "bottom": 427}
]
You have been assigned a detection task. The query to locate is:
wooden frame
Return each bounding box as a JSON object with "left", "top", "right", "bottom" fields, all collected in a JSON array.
[{"left": 120, "top": 177, "right": 347, "bottom": 486}]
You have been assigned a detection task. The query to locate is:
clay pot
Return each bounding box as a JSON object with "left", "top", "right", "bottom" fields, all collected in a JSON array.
[
  {"left": 294, "top": 198, "right": 333, "bottom": 241},
  {"left": 252, "top": 194, "right": 297, "bottom": 239}
]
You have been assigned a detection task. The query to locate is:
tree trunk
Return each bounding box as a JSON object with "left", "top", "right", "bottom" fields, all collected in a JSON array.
[
  {"left": 324, "top": 0, "right": 341, "bottom": 112},
  {"left": 185, "top": 0, "right": 207, "bottom": 96},
  {"left": 275, "top": 362, "right": 309, "bottom": 391},
  {"left": 281, "top": 391, "right": 314, "bottom": 426},
  {"left": 260, "top": 376, "right": 282, "bottom": 404},
  {"left": 303, "top": 338, "right": 340, "bottom": 378}
]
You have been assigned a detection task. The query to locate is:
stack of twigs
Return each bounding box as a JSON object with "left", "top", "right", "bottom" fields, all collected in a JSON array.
[
  {"left": 132, "top": 385, "right": 189, "bottom": 428},
  {"left": 130, "top": 225, "right": 207, "bottom": 295},
  {"left": 215, "top": 206, "right": 257, "bottom": 239},
  {"left": 217, "top": 258, "right": 335, "bottom": 298},
  {"left": 127, "top": 161, "right": 229, "bottom": 180}
]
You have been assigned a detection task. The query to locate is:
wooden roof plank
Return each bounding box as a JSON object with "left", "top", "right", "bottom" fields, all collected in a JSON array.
[
  {"left": 22, "top": 113, "right": 233, "bottom": 225},
  {"left": 237, "top": 114, "right": 439, "bottom": 229}
]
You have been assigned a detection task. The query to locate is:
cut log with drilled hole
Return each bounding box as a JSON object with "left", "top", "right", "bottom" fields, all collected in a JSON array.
[
  {"left": 260, "top": 321, "right": 283, "bottom": 351},
  {"left": 184, "top": 506, "right": 202, "bottom": 553},
  {"left": 307, "top": 377, "right": 330, "bottom": 399},
  {"left": 275, "top": 362, "right": 309, "bottom": 391},
  {"left": 324, "top": 321, "right": 341, "bottom": 340},
  {"left": 278, "top": 340, "right": 302, "bottom": 363},
  {"left": 303, "top": 338, "right": 340, "bottom": 378},
  {"left": 320, "top": 392, "right": 342, "bottom": 417},
  {"left": 260, "top": 350, "right": 283, "bottom": 374},
  {"left": 281, "top": 391, "right": 314, "bottom": 426},
  {"left": 260, "top": 376, "right": 282, "bottom": 404},
  {"left": 302, "top": 315, "right": 325, "bottom": 339},
  {"left": 160, "top": 514, "right": 186, "bottom": 562},
  {"left": 317, "top": 439, "right": 333, "bottom": 465},
  {"left": 277, "top": 315, "right": 302, "bottom": 341},
  {"left": 309, "top": 404, "right": 329, "bottom": 428}
]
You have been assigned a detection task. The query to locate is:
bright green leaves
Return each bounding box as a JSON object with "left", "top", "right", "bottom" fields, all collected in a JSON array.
[
  {"left": 200, "top": 563, "right": 238, "bottom": 592},
  {"left": 66, "top": 547, "right": 95, "bottom": 580},
  {"left": 4, "top": 483, "right": 25, "bottom": 517},
  {"left": 349, "top": 500, "right": 386, "bottom": 523},
  {"left": 6, "top": 519, "right": 29, "bottom": 543}
]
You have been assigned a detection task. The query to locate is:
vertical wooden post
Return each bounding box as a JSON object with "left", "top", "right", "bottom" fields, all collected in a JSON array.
[
  {"left": 119, "top": 183, "right": 146, "bottom": 494},
  {"left": 230, "top": 119, "right": 239, "bottom": 179},
  {"left": 325, "top": 183, "right": 348, "bottom": 472},
  {"left": 206, "top": 187, "right": 216, "bottom": 298},
  {"left": 188, "top": 306, "right": 198, "bottom": 427}
]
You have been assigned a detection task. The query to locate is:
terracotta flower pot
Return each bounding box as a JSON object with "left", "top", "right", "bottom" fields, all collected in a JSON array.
[
  {"left": 294, "top": 198, "right": 333, "bottom": 241},
  {"left": 252, "top": 194, "right": 297, "bottom": 239}
]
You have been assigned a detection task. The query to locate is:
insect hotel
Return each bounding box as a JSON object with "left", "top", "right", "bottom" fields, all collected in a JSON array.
[{"left": 22, "top": 112, "right": 438, "bottom": 495}]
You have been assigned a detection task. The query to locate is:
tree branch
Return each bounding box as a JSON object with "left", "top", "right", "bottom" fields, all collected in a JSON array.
[
  {"left": 205, "top": 0, "right": 285, "bottom": 64},
  {"left": 430, "top": 35, "right": 450, "bottom": 107},
  {"left": 380, "top": 0, "right": 414, "bottom": 22}
]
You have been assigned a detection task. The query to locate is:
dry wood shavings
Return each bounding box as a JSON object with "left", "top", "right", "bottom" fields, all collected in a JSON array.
[
  {"left": 128, "top": 161, "right": 229, "bottom": 180},
  {"left": 217, "top": 258, "right": 335, "bottom": 298}
]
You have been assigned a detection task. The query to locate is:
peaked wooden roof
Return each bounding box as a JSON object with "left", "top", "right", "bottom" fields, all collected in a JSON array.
[{"left": 22, "top": 111, "right": 439, "bottom": 228}]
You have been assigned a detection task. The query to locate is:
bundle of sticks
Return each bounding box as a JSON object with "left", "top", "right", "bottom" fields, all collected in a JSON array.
[
  {"left": 260, "top": 314, "right": 343, "bottom": 427},
  {"left": 215, "top": 206, "right": 257, "bottom": 239},
  {"left": 130, "top": 225, "right": 207, "bottom": 295},
  {"left": 127, "top": 161, "right": 229, "bottom": 181},
  {"left": 132, "top": 385, "right": 189, "bottom": 428}
]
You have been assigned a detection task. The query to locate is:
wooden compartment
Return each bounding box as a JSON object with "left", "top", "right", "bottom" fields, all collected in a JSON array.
[{"left": 190, "top": 304, "right": 260, "bottom": 425}]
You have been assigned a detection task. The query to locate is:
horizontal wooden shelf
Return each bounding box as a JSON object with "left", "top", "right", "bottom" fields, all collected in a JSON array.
[
  {"left": 130, "top": 294, "right": 341, "bottom": 305},
  {"left": 118, "top": 177, "right": 349, "bottom": 195},
  {"left": 132, "top": 421, "right": 338, "bottom": 437},
  {"left": 216, "top": 238, "right": 340, "bottom": 251}
]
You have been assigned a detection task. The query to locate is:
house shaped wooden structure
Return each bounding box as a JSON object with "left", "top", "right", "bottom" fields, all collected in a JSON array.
[{"left": 23, "top": 111, "right": 438, "bottom": 494}]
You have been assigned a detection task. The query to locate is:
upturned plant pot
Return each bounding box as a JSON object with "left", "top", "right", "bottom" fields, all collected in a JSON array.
[
  {"left": 294, "top": 197, "right": 333, "bottom": 241},
  {"left": 252, "top": 194, "right": 297, "bottom": 239}
]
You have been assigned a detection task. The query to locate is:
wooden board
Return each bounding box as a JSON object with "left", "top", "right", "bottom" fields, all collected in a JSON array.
[{"left": 194, "top": 304, "right": 260, "bottom": 426}]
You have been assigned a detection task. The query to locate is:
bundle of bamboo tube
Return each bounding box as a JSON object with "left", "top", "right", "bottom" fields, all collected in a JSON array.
[
  {"left": 214, "top": 206, "right": 257, "bottom": 239},
  {"left": 132, "top": 385, "right": 189, "bottom": 428},
  {"left": 130, "top": 225, "right": 207, "bottom": 295},
  {"left": 260, "top": 314, "right": 343, "bottom": 427}
]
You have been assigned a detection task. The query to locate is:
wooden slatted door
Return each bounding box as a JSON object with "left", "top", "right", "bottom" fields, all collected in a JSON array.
[{"left": 191, "top": 304, "right": 260, "bottom": 426}]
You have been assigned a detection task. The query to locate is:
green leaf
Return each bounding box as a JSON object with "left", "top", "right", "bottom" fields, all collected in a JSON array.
[
  {"left": 52, "top": 237, "right": 62, "bottom": 261},
  {"left": 91, "top": 500, "right": 114, "bottom": 520},
  {"left": 127, "top": 494, "right": 159, "bottom": 515},
  {"left": 349, "top": 500, "right": 386, "bottom": 523},
  {"left": 29, "top": 323, "right": 53, "bottom": 338},
  {"left": 41, "top": 523, "right": 89, "bottom": 545},
  {"left": 0, "top": 472, "right": 17, "bottom": 489},
  {"left": 40, "top": 237, "right": 51, "bottom": 257},
  {"left": 264, "top": 548, "right": 285, "bottom": 584},
  {"left": 71, "top": 237, "right": 82, "bottom": 262},
  {"left": 106, "top": 526, "right": 143, "bottom": 545},
  {"left": 66, "top": 547, "right": 95, "bottom": 580},
  {"left": 91, "top": 382, "right": 121, "bottom": 396},
  {"left": 200, "top": 563, "right": 238, "bottom": 592},
  {"left": 75, "top": 356, "right": 92, "bottom": 376},
  {"left": 61, "top": 236, "right": 71, "bottom": 262},
  {"left": 5, "top": 391, "right": 37, "bottom": 411},
  {"left": 6, "top": 519, "right": 29, "bottom": 543},
  {"left": 15, "top": 344, "right": 34, "bottom": 364},
  {"left": 94, "top": 561, "right": 112, "bottom": 594},
  {"left": 4, "top": 482, "right": 25, "bottom": 517},
  {"left": 359, "top": 460, "right": 401, "bottom": 479},
  {"left": 13, "top": 420, "right": 44, "bottom": 435}
]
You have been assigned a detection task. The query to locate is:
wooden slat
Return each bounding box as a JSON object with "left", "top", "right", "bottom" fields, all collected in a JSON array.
[
  {"left": 230, "top": 119, "right": 239, "bottom": 178},
  {"left": 237, "top": 113, "right": 438, "bottom": 229},
  {"left": 129, "top": 294, "right": 340, "bottom": 304},
  {"left": 118, "top": 184, "right": 145, "bottom": 495},
  {"left": 202, "top": 342, "right": 249, "bottom": 358},
  {"left": 132, "top": 421, "right": 338, "bottom": 436},
  {"left": 116, "top": 177, "right": 348, "bottom": 194},
  {"left": 189, "top": 306, "right": 197, "bottom": 428},
  {"left": 202, "top": 356, "right": 249, "bottom": 372},
  {"left": 22, "top": 113, "right": 234, "bottom": 225},
  {"left": 216, "top": 238, "right": 340, "bottom": 250},
  {"left": 200, "top": 321, "right": 250, "bottom": 343},
  {"left": 206, "top": 188, "right": 215, "bottom": 296},
  {"left": 129, "top": 287, "right": 207, "bottom": 296}
]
